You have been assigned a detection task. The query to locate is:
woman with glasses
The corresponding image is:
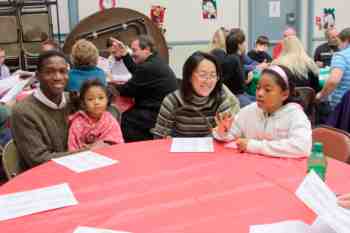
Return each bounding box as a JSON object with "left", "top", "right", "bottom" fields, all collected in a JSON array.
[{"left": 152, "top": 51, "right": 239, "bottom": 138}]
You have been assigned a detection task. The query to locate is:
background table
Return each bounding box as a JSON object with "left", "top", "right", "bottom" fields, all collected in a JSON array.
[{"left": 1, "top": 139, "right": 350, "bottom": 233}]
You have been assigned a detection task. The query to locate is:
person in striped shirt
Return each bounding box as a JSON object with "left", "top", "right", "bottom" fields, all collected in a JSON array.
[
  {"left": 316, "top": 28, "right": 350, "bottom": 109},
  {"left": 152, "top": 51, "right": 239, "bottom": 138}
]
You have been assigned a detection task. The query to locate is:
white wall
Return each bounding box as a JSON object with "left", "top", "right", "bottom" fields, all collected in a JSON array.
[
  {"left": 77, "top": 0, "right": 240, "bottom": 43},
  {"left": 58, "top": 0, "right": 350, "bottom": 76}
]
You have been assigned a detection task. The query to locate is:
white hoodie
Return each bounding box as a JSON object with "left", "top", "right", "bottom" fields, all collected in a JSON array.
[{"left": 213, "top": 102, "right": 312, "bottom": 158}]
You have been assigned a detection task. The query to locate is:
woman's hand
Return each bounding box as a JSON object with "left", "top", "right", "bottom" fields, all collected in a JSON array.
[
  {"left": 337, "top": 193, "right": 350, "bottom": 208},
  {"left": 214, "top": 112, "right": 234, "bottom": 136}
]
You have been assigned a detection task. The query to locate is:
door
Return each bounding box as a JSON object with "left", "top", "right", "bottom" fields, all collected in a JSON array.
[{"left": 249, "top": 0, "right": 300, "bottom": 51}]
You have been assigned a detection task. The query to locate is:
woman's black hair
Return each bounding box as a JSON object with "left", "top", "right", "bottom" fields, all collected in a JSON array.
[
  {"left": 79, "top": 79, "right": 111, "bottom": 109},
  {"left": 260, "top": 65, "right": 299, "bottom": 105},
  {"left": 181, "top": 51, "right": 223, "bottom": 103},
  {"left": 37, "top": 50, "right": 69, "bottom": 73},
  {"left": 226, "top": 28, "right": 245, "bottom": 55}
]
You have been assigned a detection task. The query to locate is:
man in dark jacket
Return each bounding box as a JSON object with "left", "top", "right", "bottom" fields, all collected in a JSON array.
[
  {"left": 112, "top": 35, "right": 177, "bottom": 142},
  {"left": 314, "top": 28, "right": 339, "bottom": 68}
]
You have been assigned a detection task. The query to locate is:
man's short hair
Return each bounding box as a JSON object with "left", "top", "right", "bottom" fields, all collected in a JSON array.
[
  {"left": 41, "top": 39, "right": 59, "bottom": 50},
  {"left": 134, "top": 35, "right": 156, "bottom": 53},
  {"left": 256, "top": 35, "right": 270, "bottom": 46},
  {"left": 37, "top": 50, "right": 69, "bottom": 72},
  {"left": 338, "top": 28, "right": 350, "bottom": 42}
]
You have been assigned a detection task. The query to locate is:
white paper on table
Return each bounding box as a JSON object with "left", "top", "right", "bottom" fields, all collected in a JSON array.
[
  {"left": 0, "top": 77, "right": 32, "bottom": 103},
  {"left": 250, "top": 219, "right": 337, "bottom": 233},
  {"left": 53, "top": 151, "right": 118, "bottom": 173},
  {"left": 97, "top": 56, "right": 110, "bottom": 73},
  {"left": 0, "top": 183, "right": 78, "bottom": 221},
  {"left": 295, "top": 170, "right": 350, "bottom": 233},
  {"left": 249, "top": 220, "right": 310, "bottom": 233},
  {"left": 0, "top": 75, "right": 22, "bottom": 94},
  {"left": 310, "top": 217, "right": 337, "bottom": 233},
  {"left": 111, "top": 74, "right": 132, "bottom": 82},
  {"left": 170, "top": 137, "right": 214, "bottom": 153},
  {"left": 74, "top": 226, "right": 131, "bottom": 233}
]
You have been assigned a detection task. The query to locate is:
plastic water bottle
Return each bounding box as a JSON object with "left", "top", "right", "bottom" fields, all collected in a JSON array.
[{"left": 307, "top": 142, "right": 327, "bottom": 181}]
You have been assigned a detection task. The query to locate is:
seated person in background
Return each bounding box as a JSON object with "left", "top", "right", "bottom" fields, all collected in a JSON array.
[
  {"left": 152, "top": 51, "right": 239, "bottom": 138},
  {"left": 273, "top": 36, "right": 321, "bottom": 93},
  {"left": 209, "top": 27, "right": 228, "bottom": 67},
  {"left": 213, "top": 65, "right": 312, "bottom": 157},
  {"left": 314, "top": 28, "right": 339, "bottom": 68},
  {"left": 316, "top": 28, "right": 350, "bottom": 109},
  {"left": 67, "top": 39, "right": 106, "bottom": 93},
  {"left": 272, "top": 27, "right": 296, "bottom": 59},
  {"left": 68, "top": 80, "right": 123, "bottom": 151},
  {"left": 210, "top": 27, "right": 228, "bottom": 52},
  {"left": 248, "top": 35, "right": 272, "bottom": 63},
  {"left": 111, "top": 35, "right": 178, "bottom": 142},
  {"left": 338, "top": 193, "right": 350, "bottom": 208},
  {"left": 11, "top": 51, "right": 74, "bottom": 169},
  {"left": 41, "top": 39, "right": 60, "bottom": 52},
  {"left": 0, "top": 105, "right": 11, "bottom": 146},
  {"left": 0, "top": 48, "right": 10, "bottom": 80},
  {"left": 227, "top": 29, "right": 268, "bottom": 74},
  {"left": 219, "top": 28, "right": 255, "bottom": 107},
  {"left": 100, "top": 37, "right": 132, "bottom": 83}
]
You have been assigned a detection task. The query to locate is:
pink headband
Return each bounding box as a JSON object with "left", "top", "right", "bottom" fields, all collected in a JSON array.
[{"left": 266, "top": 65, "right": 289, "bottom": 88}]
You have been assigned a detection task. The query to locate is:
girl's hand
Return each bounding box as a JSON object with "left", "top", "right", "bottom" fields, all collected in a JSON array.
[
  {"left": 236, "top": 138, "right": 249, "bottom": 153},
  {"left": 214, "top": 112, "right": 234, "bottom": 135},
  {"left": 337, "top": 193, "right": 350, "bottom": 208},
  {"left": 89, "top": 141, "right": 110, "bottom": 150}
]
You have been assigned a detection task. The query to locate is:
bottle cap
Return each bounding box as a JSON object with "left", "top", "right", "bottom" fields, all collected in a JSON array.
[{"left": 313, "top": 142, "right": 323, "bottom": 153}]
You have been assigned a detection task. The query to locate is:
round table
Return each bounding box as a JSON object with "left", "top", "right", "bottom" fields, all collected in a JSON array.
[{"left": 1, "top": 139, "right": 350, "bottom": 233}]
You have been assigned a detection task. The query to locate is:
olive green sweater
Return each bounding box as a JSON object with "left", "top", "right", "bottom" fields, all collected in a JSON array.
[{"left": 11, "top": 95, "right": 73, "bottom": 169}]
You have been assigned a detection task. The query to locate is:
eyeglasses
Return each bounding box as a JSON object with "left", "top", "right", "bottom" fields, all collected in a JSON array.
[{"left": 195, "top": 71, "right": 218, "bottom": 81}]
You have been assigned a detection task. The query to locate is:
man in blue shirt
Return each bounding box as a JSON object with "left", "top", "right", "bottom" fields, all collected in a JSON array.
[{"left": 316, "top": 28, "right": 350, "bottom": 109}]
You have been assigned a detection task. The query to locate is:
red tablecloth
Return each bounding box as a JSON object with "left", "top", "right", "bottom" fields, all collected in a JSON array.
[{"left": 1, "top": 140, "right": 350, "bottom": 233}]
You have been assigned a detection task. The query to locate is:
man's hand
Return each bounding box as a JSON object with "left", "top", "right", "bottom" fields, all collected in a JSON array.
[
  {"left": 110, "top": 37, "right": 128, "bottom": 57},
  {"left": 316, "top": 61, "right": 324, "bottom": 68}
]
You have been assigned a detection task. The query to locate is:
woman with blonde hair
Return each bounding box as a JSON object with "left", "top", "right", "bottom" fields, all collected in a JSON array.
[
  {"left": 273, "top": 36, "right": 321, "bottom": 92},
  {"left": 210, "top": 27, "right": 227, "bottom": 51},
  {"left": 67, "top": 39, "right": 107, "bottom": 92}
]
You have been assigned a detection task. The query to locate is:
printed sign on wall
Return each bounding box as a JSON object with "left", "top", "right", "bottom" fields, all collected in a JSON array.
[
  {"left": 269, "top": 1, "right": 280, "bottom": 18},
  {"left": 315, "top": 8, "right": 336, "bottom": 31},
  {"left": 150, "top": 5, "right": 166, "bottom": 34},
  {"left": 202, "top": 0, "right": 217, "bottom": 20}
]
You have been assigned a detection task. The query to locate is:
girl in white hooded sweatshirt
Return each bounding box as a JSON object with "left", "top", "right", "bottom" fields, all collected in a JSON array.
[{"left": 213, "top": 65, "right": 312, "bottom": 158}]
